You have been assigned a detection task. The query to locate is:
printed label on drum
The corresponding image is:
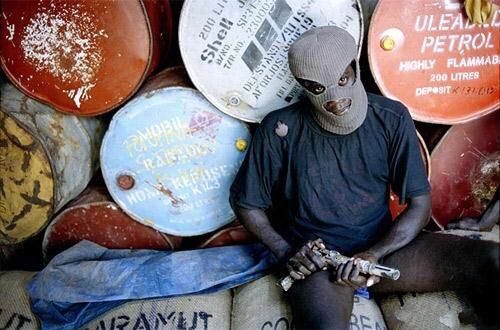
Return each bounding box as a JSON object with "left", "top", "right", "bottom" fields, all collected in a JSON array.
[
  {"left": 179, "top": 0, "right": 362, "bottom": 122},
  {"left": 369, "top": 0, "right": 500, "bottom": 123},
  {"left": 101, "top": 88, "right": 250, "bottom": 236}
]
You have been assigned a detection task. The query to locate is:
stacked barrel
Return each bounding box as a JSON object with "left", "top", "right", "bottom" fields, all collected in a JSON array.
[
  {"left": 0, "top": 0, "right": 369, "bottom": 268},
  {"left": 0, "top": 0, "right": 498, "bottom": 329},
  {"left": 367, "top": 0, "right": 499, "bottom": 228},
  {"left": 366, "top": 1, "right": 499, "bottom": 328}
]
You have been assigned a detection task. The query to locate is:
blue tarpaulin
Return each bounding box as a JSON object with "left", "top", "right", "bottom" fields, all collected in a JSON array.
[{"left": 27, "top": 241, "right": 275, "bottom": 330}]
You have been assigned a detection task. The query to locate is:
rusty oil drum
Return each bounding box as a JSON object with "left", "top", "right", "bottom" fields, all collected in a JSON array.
[
  {"left": 368, "top": 0, "right": 500, "bottom": 124},
  {"left": 42, "top": 187, "right": 182, "bottom": 261},
  {"left": 184, "top": 221, "right": 256, "bottom": 249},
  {"left": 100, "top": 68, "right": 251, "bottom": 236},
  {"left": 179, "top": 0, "right": 364, "bottom": 123},
  {"left": 0, "top": 83, "right": 104, "bottom": 244},
  {"left": 0, "top": 0, "right": 172, "bottom": 116},
  {"left": 388, "top": 130, "right": 432, "bottom": 222},
  {"left": 430, "top": 111, "right": 499, "bottom": 228}
]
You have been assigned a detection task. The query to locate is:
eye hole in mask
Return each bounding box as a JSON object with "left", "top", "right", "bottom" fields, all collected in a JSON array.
[
  {"left": 338, "top": 60, "right": 357, "bottom": 87},
  {"left": 296, "top": 78, "right": 326, "bottom": 95}
]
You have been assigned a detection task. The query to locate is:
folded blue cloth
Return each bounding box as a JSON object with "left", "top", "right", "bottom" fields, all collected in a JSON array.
[{"left": 28, "top": 241, "right": 275, "bottom": 330}]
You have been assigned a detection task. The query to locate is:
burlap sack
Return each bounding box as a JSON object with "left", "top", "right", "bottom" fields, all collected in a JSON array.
[
  {"left": 82, "top": 291, "right": 232, "bottom": 330},
  {"left": 380, "top": 225, "right": 499, "bottom": 329},
  {"left": 380, "top": 291, "right": 475, "bottom": 330},
  {"left": 0, "top": 271, "right": 39, "bottom": 329},
  {"left": 231, "top": 274, "right": 387, "bottom": 330}
]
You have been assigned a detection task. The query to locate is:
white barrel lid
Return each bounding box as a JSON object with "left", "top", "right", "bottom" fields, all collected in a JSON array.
[{"left": 179, "top": 0, "right": 363, "bottom": 123}]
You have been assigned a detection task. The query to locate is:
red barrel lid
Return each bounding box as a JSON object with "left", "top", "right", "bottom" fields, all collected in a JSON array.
[
  {"left": 368, "top": 0, "right": 500, "bottom": 124},
  {"left": 430, "top": 110, "right": 499, "bottom": 228},
  {"left": 0, "top": 0, "right": 170, "bottom": 116}
]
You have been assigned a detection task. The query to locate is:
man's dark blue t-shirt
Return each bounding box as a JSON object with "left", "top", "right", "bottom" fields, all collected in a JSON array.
[{"left": 230, "top": 93, "right": 430, "bottom": 256}]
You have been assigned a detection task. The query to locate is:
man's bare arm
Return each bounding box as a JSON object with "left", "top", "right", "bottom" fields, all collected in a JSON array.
[
  {"left": 334, "top": 193, "right": 431, "bottom": 289},
  {"left": 234, "top": 206, "right": 326, "bottom": 279},
  {"left": 234, "top": 206, "right": 292, "bottom": 261},
  {"left": 366, "top": 193, "right": 431, "bottom": 260}
]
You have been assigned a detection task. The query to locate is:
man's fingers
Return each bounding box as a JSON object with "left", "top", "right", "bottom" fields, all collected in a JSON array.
[
  {"left": 344, "top": 260, "right": 363, "bottom": 289},
  {"left": 296, "top": 251, "right": 317, "bottom": 273},
  {"left": 289, "top": 258, "right": 312, "bottom": 276},
  {"left": 342, "top": 260, "right": 354, "bottom": 283},
  {"left": 305, "top": 248, "right": 326, "bottom": 269},
  {"left": 366, "top": 276, "right": 380, "bottom": 287},
  {"left": 312, "top": 238, "right": 326, "bottom": 249},
  {"left": 336, "top": 262, "right": 346, "bottom": 285},
  {"left": 289, "top": 270, "right": 304, "bottom": 280}
]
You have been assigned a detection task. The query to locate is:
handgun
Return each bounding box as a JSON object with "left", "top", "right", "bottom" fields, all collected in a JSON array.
[{"left": 277, "top": 247, "right": 400, "bottom": 291}]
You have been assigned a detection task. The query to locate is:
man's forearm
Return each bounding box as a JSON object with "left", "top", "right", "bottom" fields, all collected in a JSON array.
[
  {"left": 366, "top": 194, "right": 431, "bottom": 260},
  {"left": 234, "top": 206, "right": 292, "bottom": 262}
]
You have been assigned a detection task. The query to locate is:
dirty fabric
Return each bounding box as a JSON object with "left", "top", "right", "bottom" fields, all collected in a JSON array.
[{"left": 27, "top": 240, "right": 275, "bottom": 330}]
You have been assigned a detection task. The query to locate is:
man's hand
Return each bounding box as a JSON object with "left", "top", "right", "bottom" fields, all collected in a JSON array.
[
  {"left": 331, "top": 251, "right": 381, "bottom": 289},
  {"left": 286, "top": 239, "right": 327, "bottom": 280}
]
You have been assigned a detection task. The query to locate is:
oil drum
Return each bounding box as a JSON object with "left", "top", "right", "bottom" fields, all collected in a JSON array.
[
  {"left": 179, "top": 0, "right": 364, "bottom": 122},
  {"left": 100, "top": 68, "right": 251, "bottom": 236},
  {"left": 368, "top": 0, "right": 499, "bottom": 124},
  {"left": 43, "top": 187, "right": 182, "bottom": 261},
  {"left": 430, "top": 111, "right": 499, "bottom": 228},
  {"left": 0, "top": 0, "right": 172, "bottom": 116},
  {"left": 1, "top": 83, "right": 104, "bottom": 244}
]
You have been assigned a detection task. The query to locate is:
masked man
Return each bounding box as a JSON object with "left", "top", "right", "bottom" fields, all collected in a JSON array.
[{"left": 230, "top": 26, "right": 499, "bottom": 329}]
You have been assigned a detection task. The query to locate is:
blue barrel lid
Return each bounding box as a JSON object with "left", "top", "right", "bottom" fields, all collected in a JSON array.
[{"left": 101, "top": 87, "right": 251, "bottom": 236}]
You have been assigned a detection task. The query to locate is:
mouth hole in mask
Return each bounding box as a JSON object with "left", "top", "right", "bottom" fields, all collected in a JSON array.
[{"left": 323, "top": 98, "right": 352, "bottom": 116}]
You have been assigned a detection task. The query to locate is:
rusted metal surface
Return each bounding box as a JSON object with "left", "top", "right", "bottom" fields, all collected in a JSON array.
[
  {"left": 414, "top": 121, "right": 450, "bottom": 153},
  {"left": 0, "top": 83, "right": 104, "bottom": 244},
  {"left": 368, "top": 0, "right": 500, "bottom": 124},
  {"left": 0, "top": 110, "right": 54, "bottom": 245},
  {"left": 0, "top": 0, "right": 171, "bottom": 116},
  {"left": 101, "top": 70, "right": 251, "bottom": 236},
  {"left": 389, "top": 131, "right": 432, "bottom": 222},
  {"left": 179, "top": 0, "right": 364, "bottom": 123},
  {"left": 199, "top": 225, "right": 255, "bottom": 248},
  {"left": 43, "top": 187, "right": 181, "bottom": 261},
  {"left": 430, "top": 110, "right": 499, "bottom": 228},
  {"left": 185, "top": 222, "right": 256, "bottom": 249},
  {"left": 139, "top": 66, "right": 193, "bottom": 96}
]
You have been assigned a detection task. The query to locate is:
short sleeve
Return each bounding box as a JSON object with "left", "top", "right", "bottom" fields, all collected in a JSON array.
[
  {"left": 229, "top": 125, "right": 283, "bottom": 210},
  {"left": 389, "top": 110, "right": 430, "bottom": 204}
]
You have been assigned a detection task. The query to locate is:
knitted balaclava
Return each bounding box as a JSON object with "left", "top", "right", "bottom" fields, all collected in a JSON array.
[{"left": 288, "top": 26, "right": 368, "bottom": 135}]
